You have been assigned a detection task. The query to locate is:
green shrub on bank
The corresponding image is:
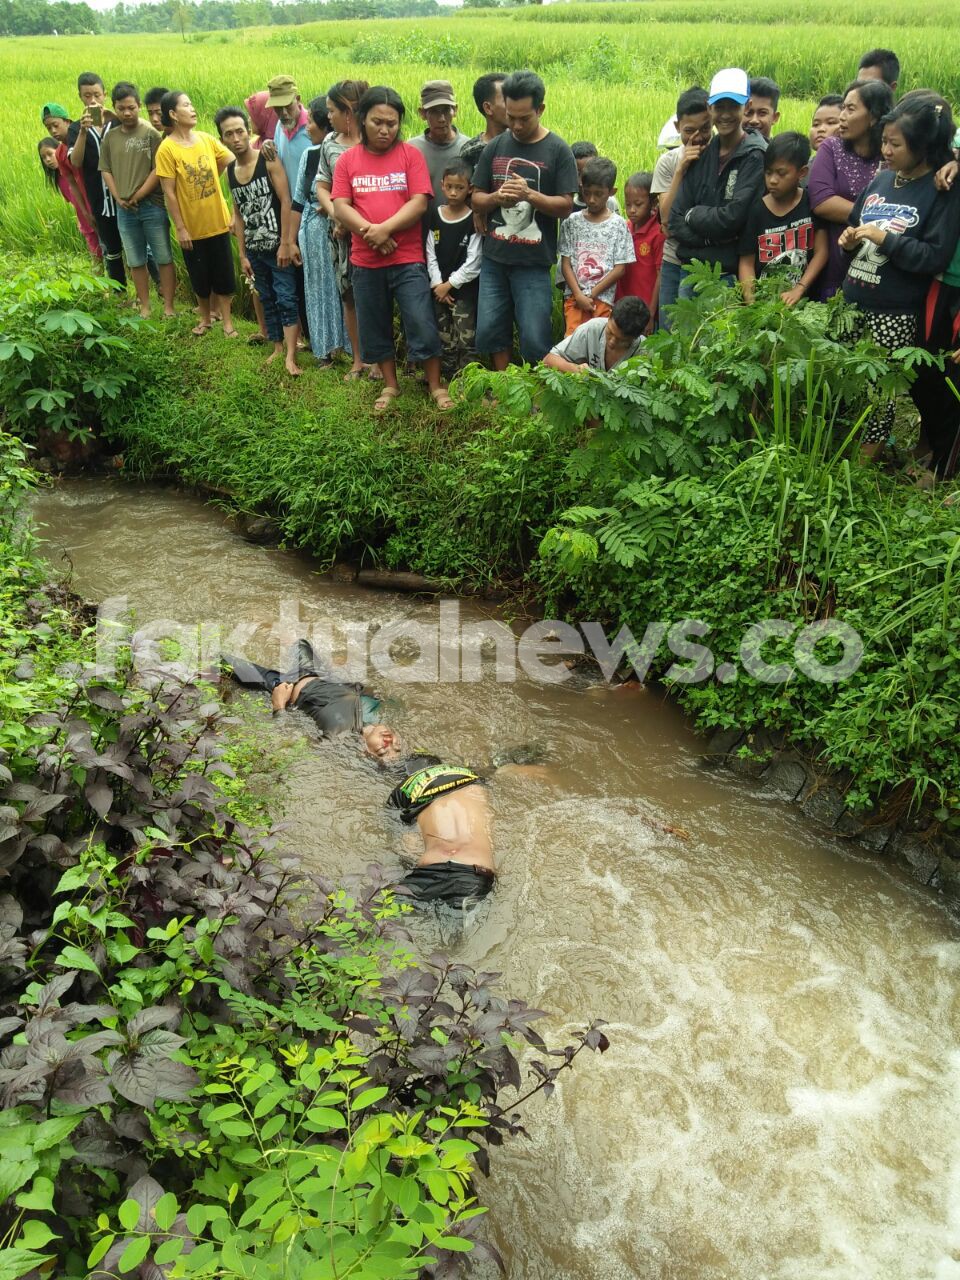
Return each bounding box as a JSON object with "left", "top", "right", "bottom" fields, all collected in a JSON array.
[
  {"left": 0, "top": 263, "right": 147, "bottom": 443},
  {"left": 105, "top": 327, "right": 580, "bottom": 586}
]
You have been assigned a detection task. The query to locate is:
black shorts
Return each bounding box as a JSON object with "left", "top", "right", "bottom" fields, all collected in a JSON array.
[
  {"left": 396, "top": 860, "right": 494, "bottom": 909},
  {"left": 182, "top": 231, "right": 236, "bottom": 300}
]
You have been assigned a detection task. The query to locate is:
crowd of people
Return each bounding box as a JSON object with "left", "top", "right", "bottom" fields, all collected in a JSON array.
[{"left": 37, "top": 46, "right": 960, "bottom": 477}]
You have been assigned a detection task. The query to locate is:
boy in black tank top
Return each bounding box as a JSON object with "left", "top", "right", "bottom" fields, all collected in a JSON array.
[
  {"left": 216, "top": 105, "right": 301, "bottom": 376},
  {"left": 425, "top": 160, "right": 482, "bottom": 381}
]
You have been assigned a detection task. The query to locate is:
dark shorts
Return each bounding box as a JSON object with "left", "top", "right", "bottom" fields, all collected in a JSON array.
[{"left": 395, "top": 860, "right": 495, "bottom": 909}]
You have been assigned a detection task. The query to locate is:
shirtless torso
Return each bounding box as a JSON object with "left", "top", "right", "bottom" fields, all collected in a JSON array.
[{"left": 410, "top": 783, "right": 494, "bottom": 872}]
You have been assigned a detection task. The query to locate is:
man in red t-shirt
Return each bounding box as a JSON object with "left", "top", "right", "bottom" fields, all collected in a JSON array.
[
  {"left": 332, "top": 86, "right": 451, "bottom": 414},
  {"left": 616, "top": 172, "right": 664, "bottom": 330}
]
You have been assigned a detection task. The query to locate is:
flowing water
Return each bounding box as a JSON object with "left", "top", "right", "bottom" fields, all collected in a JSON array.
[{"left": 34, "top": 477, "right": 960, "bottom": 1280}]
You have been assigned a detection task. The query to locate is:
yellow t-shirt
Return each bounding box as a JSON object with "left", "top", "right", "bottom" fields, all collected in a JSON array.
[{"left": 155, "top": 131, "right": 232, "bottom": 241}]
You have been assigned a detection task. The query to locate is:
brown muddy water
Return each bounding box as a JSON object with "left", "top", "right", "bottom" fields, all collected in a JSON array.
[{"left": 33, "top": 478, "right": 960, "bottom": 1280}]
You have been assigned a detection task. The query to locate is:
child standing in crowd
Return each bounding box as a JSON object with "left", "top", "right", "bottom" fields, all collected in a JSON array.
[
  {"left": 289, "top": 97, "right": 347, "bottom": 364},
  {"left": 155, "top": 90, "right": 237, "bottom": 336},
  {"left": 738, "top": 133, "right": 828, "bottom": 305},
  {"left": 839, "top": 94, "right": 960, "bottom": 458},
  {"left": 38, "top": 136, "right": 100, "bottom": 259},
  {"left": 743, "top": 77, "right": 781, "bottom": 143},
  {"left": 615, "top": 171, "right": 664, "bottom": 328},
  {"left": 316, "top": 79, "right": 369, "bottom": 380},
  {"left": 216, "top": 106, "right": 300, "bottom": 376},
  {"left": 810, "top": 95, "right": 843, "bottom": 152},
  {"left": 99, "top": 81, "right": 175, "bottom": 319},
  {"left": 67, "top": 72, "right": 127, "bottom": 288},
  {"left": 808, "top": 79, "right": 893, "bottom": 299},
  {"left": 40, "top": 104, "right": 100, "bottom": 260},
  {"left": 426, "top": 159, "right": 482, "bottom": 380},
  {"left": 558, "top": 156, "right": 635, "bottom": 335},
  {"left": 331, "top": 85, "right": 451, "bottom": 413},
  {"left": 569, "top": 141, "right": 616, "bottom": 212},
  {"left": 144, "top": 87, "right": 170, "bottom": 135},
  {"left": 652, "top": 85, "right": 712, "bottom": 329}
]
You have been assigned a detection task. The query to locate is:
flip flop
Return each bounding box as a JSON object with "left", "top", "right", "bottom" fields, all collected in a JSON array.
[
  {"left": 247, "top": 332, "right": 268, "bottom": 346},
  {"left": 191, "top": 323, "right": 211, "bottom": 336},
  {"left": 222, "top": 327, "right": 240, "bottom": 339},
  {"left": 430, "top": 388, "right": 454, "bottom": 412},
  {"left": 343, "top": 368, "right": 365, "bottom": 382},
  {"left": 373, "top": 387, "right": 400, "bottom": 415}
]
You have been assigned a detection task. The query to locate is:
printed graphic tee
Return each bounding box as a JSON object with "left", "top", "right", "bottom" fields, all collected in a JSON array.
[
  {"left": 155, "top": 131, "right": 232, "bottom": 240},
  {"left": 558, "top": 211, "right": 635, "bottom": 303},
  {"left": 843, "top": 169, "right": 960, "bottom": 314},
  {"left": 331, "top": 141, "right": 433, "bottom": 269},
  {"left": 472, "top": 130, "right": 579, "bottom": 269},
  {"left": 228, "top": 151, "right": 282, "bottom": 255},
  {"left": 738, "top": 191, "right": 818, "bottom": 283},
  {"left": 98, "top": 121, "right": 164, "bottom": 206}
]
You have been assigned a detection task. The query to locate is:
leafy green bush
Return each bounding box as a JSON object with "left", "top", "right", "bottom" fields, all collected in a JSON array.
[{"left": 0, "top": 263, "right": 146, "bottom": 442}]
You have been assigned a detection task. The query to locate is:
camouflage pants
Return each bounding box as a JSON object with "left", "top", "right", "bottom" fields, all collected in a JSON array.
[{"left": 434, "top": 294, "right": 477, "bottom": 382}]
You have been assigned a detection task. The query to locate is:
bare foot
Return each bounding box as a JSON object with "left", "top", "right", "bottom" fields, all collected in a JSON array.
[
  {"left": 285, "top": 358, "right": 302, "bottom": 377},
  {"left": 139, "top": 306, "right": 151, "bottom": 319},
  {"left": 163, "top": 308, "right": 176, "bottom": 319},
  {"left": 265, "top": 348, "right": 280, "bottom": 365}
]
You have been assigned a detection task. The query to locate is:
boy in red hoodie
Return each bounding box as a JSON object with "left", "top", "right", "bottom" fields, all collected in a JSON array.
[{"left": 616, "top": 171, "right": 665, "bottom": 331}]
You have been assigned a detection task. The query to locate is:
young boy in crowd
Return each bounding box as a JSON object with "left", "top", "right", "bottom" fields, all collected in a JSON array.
[
  {"left": 144, "top": 87, "right": 170, "bottom": 135},
  {"left": 98, "top": 81, "right": 175, "bottom": 319},
  {"left": 68, "top": 72, "right": 126, "bottom": 288},
  {"left": 615, "top": 171, "right": 664, "bottom": 329},
  {"left": 558, "top": 156, "right": 634, "bottom": 335},
  {"left": 409, "top": 79, "right": 467, "bottom": 216},
  {"left": 544, "top": 295, "right": 649, "bottom": 372},
  {"left": 652, "top": 85, "right": 712, "bottom": 328},
  {"left": 743, "top": 76, "right": 781, "bottom": 142},
  {"left": 425, "top": 159, "right": 482, "bottom": 381},
  {"left": 570, "top": 140, "right": 618, "bottom": 212},
  {"left": 737, "top": 132, "right": 828, "bottom": 305},
  {"left": 809, "top": 95, "right": 843, "bottom": 152}
]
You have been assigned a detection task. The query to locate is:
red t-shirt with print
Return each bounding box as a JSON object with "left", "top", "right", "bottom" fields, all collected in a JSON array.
[
  {"left": 616, "top": 214, "right": 665, "bottom": 307},
  {"left": 331, "top": 141, "right": 433, "bottom": 270}
]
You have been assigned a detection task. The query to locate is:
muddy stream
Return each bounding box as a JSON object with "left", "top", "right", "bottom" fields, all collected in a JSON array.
[{"left": 33, "top": 478, "right": 960, "bottom": 1280}]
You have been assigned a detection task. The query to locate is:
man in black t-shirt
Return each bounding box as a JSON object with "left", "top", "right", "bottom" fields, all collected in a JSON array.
[
  {"left": 472, "top": 70, "right": 578, "bottom": 367},
  {"left": 67, "top": 72, "right": 126, "bottom": 287}
]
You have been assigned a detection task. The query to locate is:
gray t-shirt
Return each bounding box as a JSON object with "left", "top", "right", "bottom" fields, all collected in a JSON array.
[
  {"left": 558, "top": 211, "right": 635, "bottom": 304},
  {"left": 549, "top": 316, "right": 643, "bottom": 370},
  {"left": 407, "top": 130, "right": 468, "bottom": 211},
  {"left": 651, "top": 147, "right": 682, "bottom": 267}
]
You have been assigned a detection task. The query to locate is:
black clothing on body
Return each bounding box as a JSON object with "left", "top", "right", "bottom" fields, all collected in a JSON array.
[
  {"left": 669, "top": 131, "right": 767, "bottom": 273},
  {"left": 228, "top": 150, "right": 282, "bottom": 255}
]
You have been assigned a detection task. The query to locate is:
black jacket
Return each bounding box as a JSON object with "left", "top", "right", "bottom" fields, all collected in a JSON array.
[{"left": 669, "top": 131, "right": 767, "bottom": 273}]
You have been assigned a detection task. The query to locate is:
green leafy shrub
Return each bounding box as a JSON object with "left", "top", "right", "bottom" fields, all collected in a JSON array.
[{"left": 0, "top": 262, "right": 147, "bottom": 442}]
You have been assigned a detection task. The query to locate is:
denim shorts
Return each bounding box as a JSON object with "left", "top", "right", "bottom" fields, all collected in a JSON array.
[
  {"left": 351, "top": 262, "right": 441, "bottom": 365},
  {"left": 116, "top": 200, "right": 172, "bottom": 269}
]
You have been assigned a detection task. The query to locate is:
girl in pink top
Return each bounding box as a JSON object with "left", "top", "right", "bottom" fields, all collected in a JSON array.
[{"left": 38, "top": 137, "right": 101, "bottom": 259}]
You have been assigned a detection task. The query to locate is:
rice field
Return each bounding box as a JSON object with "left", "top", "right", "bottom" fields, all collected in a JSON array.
[{"left": 6, "top": 1, "right": 960, "bottom": 258}]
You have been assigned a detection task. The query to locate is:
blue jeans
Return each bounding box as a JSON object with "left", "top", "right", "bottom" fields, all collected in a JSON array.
[
  {"left": 249, "top": 251, "right": 299, "bottom": 343},
  {"left": 475, "top": 257, "right": 554, "bottom": 364},
  {"left": 658, "top": 260, "right": 684, "bottom": 332},
  {"left": 677, "top": 268, "right": 736, "bottom": 301},
  {"left": 116, "top": 201, "right": 172, "bottom": 269},
  {"left": 352, "top": 262, "right": 441, "bottom": 365}
]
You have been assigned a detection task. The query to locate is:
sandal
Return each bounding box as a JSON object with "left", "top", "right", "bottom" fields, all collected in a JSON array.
[
  {"left": 247, "top": 332, "right": 268, "bottom": 346},
  {"left": 343, "top": 368, "right": 365, "bottom": 382},
  {"left": 222, "top": 327, "right": 240, "bottom": 339},
  {"left": 430, "top": 387, "right": 454, "bottom": 412},
  {"left": 373, "top": 387, "right": 400, "bottom": 415},
  {"left": 191, "top": 323, "right": 211, "bottom": 337}
]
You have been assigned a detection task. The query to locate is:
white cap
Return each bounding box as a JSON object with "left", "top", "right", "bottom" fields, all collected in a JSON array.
[
  {"left": 708, "top": 68, "right": 750, "bottom": 106},
  {"left": 657, "top": 114, "right": 681, "bottom": 149}
]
